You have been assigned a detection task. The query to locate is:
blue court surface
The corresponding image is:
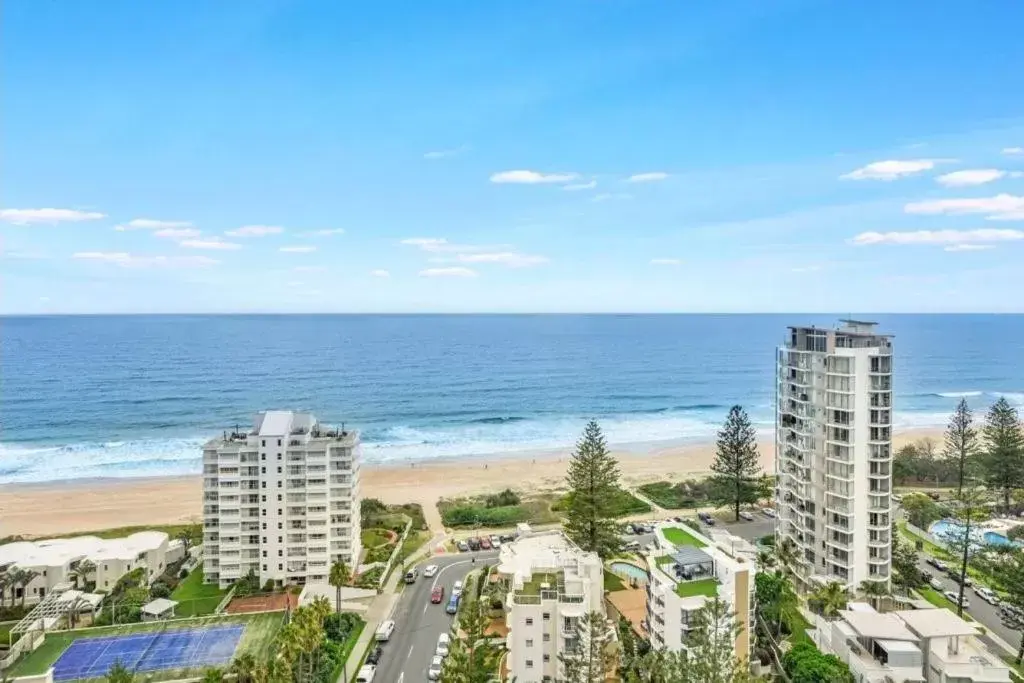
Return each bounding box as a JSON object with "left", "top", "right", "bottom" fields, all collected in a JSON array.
[{"left": 52, "top": 625, "right": 245, "bottom": 681}]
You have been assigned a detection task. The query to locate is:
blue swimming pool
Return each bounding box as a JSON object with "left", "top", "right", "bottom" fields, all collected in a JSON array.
[
  {"left": 609, "top": 561, "right": 649, "bottom": 584},
  {"left": 929, "top": 520, "right": 1018, "bottom": 547}
]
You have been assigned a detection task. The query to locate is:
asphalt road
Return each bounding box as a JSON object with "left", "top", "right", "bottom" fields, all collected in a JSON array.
[
  {"left": 374, "top": 551, "right": 499, "bottom": 683},
  {"left": 916, "top": 555, "right": 1023, "bottom": 652}
]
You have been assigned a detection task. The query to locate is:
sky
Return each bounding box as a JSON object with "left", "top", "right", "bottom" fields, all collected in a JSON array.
[{"left": 3, "top": 0, "right": 1024, "bottom": 314}]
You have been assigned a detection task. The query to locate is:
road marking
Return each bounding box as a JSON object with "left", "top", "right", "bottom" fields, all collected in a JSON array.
[
  {"left": 430, "top": 555, "right": 496, "bottom": 591},
  {"left": 423, "top": 603, "right": 429, "bottom": 616},
  {"left": 405, "top": 645, "right": 414, "bottom": 662}
]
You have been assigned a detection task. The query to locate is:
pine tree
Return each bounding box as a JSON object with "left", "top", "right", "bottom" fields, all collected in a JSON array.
[
  {"left": 439, "top": 597, "right": 502, "bottom": 683},
  {"left": 683, "top": 597, "right": 758, "bottom": 683},
  {"left": 558, "top": 611, "right": 617, "bottom": 683},
  {"left": 943, "top": 398, "right": 980, "bottom": 497},
  {"left": 981, "top": 397, "right": 1024, "bottom": 511},
  {"left": 990, "top": 547, "right": 1024, "bottom": 664},
  {"left": 708, "top": 406, "right": 763, "bottom": 521},
  {"left": 942, "top": 487, "right": 991, "bottom": 619},
  {"left": 564, "top": 421, "right": 623, "bottom": 559}
]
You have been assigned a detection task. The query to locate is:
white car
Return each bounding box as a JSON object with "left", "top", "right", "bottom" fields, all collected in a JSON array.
[
  {"left": 490, "top": 534, "right": 502, "bottom": 548},
  {"left": 428, "top": 655, "right": 444, "bottom": 680},
  {"left": 930, "top": 578, "right": 944, "bottom": 591},
  {"left": 436, "top": 632, "right": 450, "bottom": 657},
  {"left": 761, "top": 507, "right": 777, "bottom": 518},
  {"left": 739, "top": 511, "right": 755, "bottom": 521},
  {"left": 944, "top": 590, "right": 970, "bottom": 608},
  {"left": 374, "top": 620, "right": 395, "bottom": 642},
  {"left": 423, "top": 564, "right": 439, "bottom": 578},
  {"left": 975, "top": 587, "right": 1000, "bottom": 605},
  {"left": 355, "top": 665, "right": 376, "bottom": 683},
  {"left": 452, "top": 580, "right": 464, "bottom": 596}
]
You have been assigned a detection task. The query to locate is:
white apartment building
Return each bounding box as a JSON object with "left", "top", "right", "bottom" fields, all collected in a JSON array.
[
  {"left": 0, "top": 532, "right": 182, "bottom": 604},
  {"left": 776, "top": 320, "right": 894, "bottom": 589},
  {"left": 498, "top": 532, "right": 606, "bottom": 683},
  {"left": 202, "top": 411, "right": 362, "bottom": 590},
  {"left": 811, "top": 603, "right": 1011, "bottom": 683},
  {"left": 644, "top": 524, "right": 757, "bottom": 662}
]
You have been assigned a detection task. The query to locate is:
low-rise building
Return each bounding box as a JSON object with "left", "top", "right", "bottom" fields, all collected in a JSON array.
[
  {"left": 644, "top": 524, "right": 757, "bottom": 662},
  {"left": 0, "top": 532, "right": 182, "bottom": 604},
  {"left": 811, "top": 602, "right": 1011, "bottom": 683},
  {"left": 497, "top": 531, "right": 606, "bottom": 683}
]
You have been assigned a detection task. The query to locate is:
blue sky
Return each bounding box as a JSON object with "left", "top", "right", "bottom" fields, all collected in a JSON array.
[{"left": 3, "top": 0, "right": 1024, "bottom": 314}]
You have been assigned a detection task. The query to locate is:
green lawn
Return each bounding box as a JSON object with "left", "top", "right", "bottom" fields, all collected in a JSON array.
[
  {"left": 675, "top": 578, "right": 719, "bottom": 598},
  {"left": 8, "top": 612, "right": 284, "bottom": 679},
  {"left": 603, "top": 572, "right": 627, "bottom": 592},
  {"left": 360, "top": 528, "right": 393, "bottom": 548},
  {"left": 170, "top": 567, "right": 227, "bottom": 616},
  {"left": 662, "top": 526, "right": 707, "bottom": 548}
]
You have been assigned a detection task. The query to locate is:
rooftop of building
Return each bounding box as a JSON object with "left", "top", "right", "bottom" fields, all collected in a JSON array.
[
  {"left": 205, "top": 410, "right": 358, "bottom": 448},
  {"left": 497, "top": 531, "right": 599, "bottom": 603},
  {"left": 0, "top": 531, "right": 171, "bottom": 569}
]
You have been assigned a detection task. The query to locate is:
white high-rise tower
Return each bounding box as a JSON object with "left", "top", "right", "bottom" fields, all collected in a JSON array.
[
  {"left": 775, "top": 320, "right": 893, "bottom": 589},
  {"left": 202, "top": 411, "right": 362, "bottom": 589}
]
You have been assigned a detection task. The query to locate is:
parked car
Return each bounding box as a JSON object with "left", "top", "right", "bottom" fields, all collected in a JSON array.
[
  {"left": 446, "top": 593, "right": 460, "bottom": 615},
  {"left": 431, "top": 586, "right": 445, "bottom": 604},
  {"left": 423, "top": 564, "right": 439, "bottom": 578},
  {"left": 623, "top": 541, "right": 640, "bottom": 552},
  {"left": 467, "top": 537, "right": 481, "bottom": 551},
  {"left": 499, "top": 533, "right": 515, "bottom": 543},
  {"left": 457, "top": 540, "right": 470, "bottom": 552},
  {"left": 944, "top": 590, "right": 970, "bottom": 608},
  {"left": 453, "top": 579, "right": 464, "bottom": 595},
  {"left": 1000, "top": 604, "right": 1024, "bottom": 627},
  {"left": 490, "top": 534, "right": 502, "bottom": 548},
  {"left": 365, "top": 646, "right": 383, "bottom": 666},
  {"left": 929, "top": 578, "right": 944, "bottom": 591},
  {"left": 926, "top": 556, "right": 942, "bottom": 569},
  {"left": 948, "top": 570, "right": 973, "bottom": 587},
  {"left": 436, "top": 633, "right": 451, "bottom": 657},
  {"left": 480, "top": 537, "right": 492, "bottom": 550},
  {"left": 739, "top": 511, "right": 755, "bottom": 522},
  {"left": 672, "top": 516, "right": 685, "bottom": 523},
  {"left": 356, "top": 665, "right": 377, "bottom": 683},
  {"left": 761, "top": 507, "right": 777, "bottom": 518},
  {"left": 404, "top": 568, "right": 418, "bottom": 584},
  {"left": 374, "top": 620, "right": 396, "bottom": 642},
  {"left": 428, "top": 655, "right": 444, "bottom": 680},
  {"left": 975, "top": 587, "right": 1000, "bottom": 605}
]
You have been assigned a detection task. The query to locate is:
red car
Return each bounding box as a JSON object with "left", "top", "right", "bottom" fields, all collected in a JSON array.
[
  {"left": 431, "top": 586, "right": 445, "bottom": 604},
  {"left": 479, "top": 537, "right": 492, "bottom": 550}
]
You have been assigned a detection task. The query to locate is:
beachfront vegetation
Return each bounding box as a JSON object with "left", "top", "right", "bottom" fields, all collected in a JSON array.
[
  {"left": 563, "top": 421, "right": 624, "bottom": 559},
  {"left": 980, "top": 397, "right": 1024, "bottom": 510},
  {"left": 638, "top": 478, "right": 716, "bottom": 509},
  {"left": 439, "top": 491, "right": 559, "bottom": 528},
  {"left": 900, "top": 491, "right": 948, "bottom": 528},
  {"left": 707, "top": 405, "right": 765, "bottom": 522},
  {"left": 783, "top": 641, "right": 854, "bottom": 683},
  {"left": 360, "top": 498, "right": 427, "bottom": 531},
  {"left": 440, "top": 590, "right": 503, "bottom": 682}
]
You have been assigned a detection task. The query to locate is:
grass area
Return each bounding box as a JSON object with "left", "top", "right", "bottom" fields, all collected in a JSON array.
[
  {"left": 170, "top": 567, "right": 227, "bottom": 617},
  {"left": 7, "top": 612, "right": 285, "bottom": 678},
  {"left": 360, "top": 528, "right": 394, "bottom": 548},
  {"left": 519, "top": 572, "right": 559, "bottom": 596},
  {"left": 675, "top": 578, "right": 719, "bottom": 598},
  {"left": 3, "top": 523, "right": 200, "bottom": 545},
  {"left": 638, "top": 480, "right": 714, "bottom": 510},
  {"left": 603, "top": 572, "right": 627, "bottom": 592},
  {"left": 662, "top": 525, "right": 707, "bottom": 548},
  {"left": 1, "top": 620, "right": 15, "bottom": 646},
  {"left": 898, "top": 521, "right": 952, "bottom": 560},
  {"left": 786, "top": 609, "right": 812, "bottom": 645},
  {"left": 398, "top": 529, "right": 431, "bottom": 565}
]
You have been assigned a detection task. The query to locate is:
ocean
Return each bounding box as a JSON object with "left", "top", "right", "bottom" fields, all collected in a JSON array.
[{"left": 2, "top": 314, "right": 1023, "bottom": 484}]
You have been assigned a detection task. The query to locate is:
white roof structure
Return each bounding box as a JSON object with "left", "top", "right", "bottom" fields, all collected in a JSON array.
[
  {"left": 894, "top": 609, "right": 979, "bottom": 639},
  {"left": 141, "top": 598, "right": 178, "bottom": 616},
  {"left": 838, "top": 609, "right": 918, "bottom": 641},
  {"left": 257, "top": 410, "right": 295, "bottom": 436},
  {"left": 0, "top": 532, "right": 168, "bottom": 569}
]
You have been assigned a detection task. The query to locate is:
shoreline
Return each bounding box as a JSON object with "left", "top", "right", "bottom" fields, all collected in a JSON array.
[{"left": 0, "top": 428, "right": 943, "bottom": 538}]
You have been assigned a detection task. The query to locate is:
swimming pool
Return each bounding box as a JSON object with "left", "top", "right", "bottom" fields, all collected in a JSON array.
[
  {"left": 609, "top": 561, "right": 649, "bottom": 584},
  {"left": 929, "top": 520, "right": 1018, "bottom": 547}
]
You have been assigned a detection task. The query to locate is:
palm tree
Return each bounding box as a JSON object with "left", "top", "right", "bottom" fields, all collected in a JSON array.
[
  {"left": 773, "top": 537, "right": 799, "bottom": 578},
  {"left": 230, "top": 653, "right": 257, "bottom": 683},
  {"left": 328, "top": 560, "right": 350, "bottom": 614},
  {"left": 70, "top": 559, "right": 96, "bottom": 589},
  {"left": 0, "top": 570, "right": 11, "bottom": 609},
  {"left": 105, "top": 661, "right": 135, "bottom": 683},
  {"left": 859, "top": 580, "right": 890, "bottom": 611},
  {"left": 200, "top": 667, "right": 225, "bottom": 683},
  {"left": 11, "top": 568, "right": 39, "bottom": 607},
  {"left": 810, "top": 581, "right": 849, "bottom": 617}
]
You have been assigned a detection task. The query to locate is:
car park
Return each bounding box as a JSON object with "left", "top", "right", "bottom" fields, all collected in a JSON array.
[
  {"left": 431, "top": 586, "right": 445, "bottom": 604},
  {"left": 436, "top": 633, "right": 451, "bottom": 657},
  {"left": 457, "top": 540, "right": 470, "bottom": 552},
  {"left": 739, "top": 511, "right": 755, "bottom": 521},
  {"left": 944, "top": 591, "right": 970, "bottom": 608},
  {"left": 423, "top": 564, "right": 439, "bottom": 578},
  {"left": 374, "top": 620, "right": 396, "bottom": 642},
  {"left": 365, "top": 646, "right": 383, "bottom": 666},
  {"left": 428, "top": 655, "right": 444, "bottom": 680}
]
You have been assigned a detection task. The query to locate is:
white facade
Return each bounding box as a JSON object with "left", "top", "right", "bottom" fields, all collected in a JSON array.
[
  {"left": 498, "top": 532, "right": 605, "bottom": 683},
  {"left": 0, "top": 532, "right": 181, "bottom": 604},
  {"left": 776, "top": 320, "right": 894, "bottom": 588},
  {"left": 644, "top": 524, "right": 756, "bottom": 661},
  {"left": 811, "top": 603, "right": 1011, "bottom": 683},
  {"left": 202, "top": 411, "right": 362, "bottom": 589}
]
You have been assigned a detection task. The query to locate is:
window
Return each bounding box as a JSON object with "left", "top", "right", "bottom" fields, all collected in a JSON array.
[
  {"left": 261, "top": 466, "right": 266, "bottom": 474},
  {"left": 278, "top": 509, "right": 282, "bottom": 515},
  {"left": 525, "top": 639, "right": 533, "bottom": 647},
  {"left": 262, "top": 495, "right": 267, "bottom": 502},
  {"left": 525, "top": 660, "right": 533, "bottom": 669},
  {"left": 277, "top": 495, "right": 282, "bottom": 501},
  {"left": 278, "top": 536, "right": 283, "bottom": 543},
  {"left": 262, "top": 523, "right": 267, "bottom": 530},
  {"left": 261, "top": 453, "right": 266, "bottom": 461},
  {"left": 278, "top": 522, "right": 283, "bottom": 529},
  {"left": 261, "top": 509, "right": 267, "bottom": 516},
  {"left": 543, "top": 634, "right": 550, "bottom": 642},
  {"left": 278, "top": 439, "right": 282, "bottom": 447},
  {"left": 542, "top": 612, "right": 550, "bottom": 620},
  {"left": 262, "top": 440, "right": 266, "bottom": 447},
  {"left": 262, "top": 551, "right": 267, "bottom": 558},
  {"left": 278, "top": 564, "right": 283, "bottom": 570},
  {"left": 278, "top": 550, "right": 283, "bottom": 557},
  {"left": 277, "top": 482, "right": 282, "bottom": 488},
  {"left": 263, "top": 564, "right": 268, "bottom": 571},
  {"left": 277, "top": 453, "right": 282, "bottom": 460},
  {"left": 543, "top": 655, "right": 550, "bottom": 663},
  {"left": 525, "top": 618, "right": 533, "bottom": 626},
  {"left": 261, "top": 482, "right": 266, "bottom": 489},
  {"left": 277, "top": 466, "right": 282, "bottom": 474},
  {"left": 263, "top": 537, "right": 267, "bottom": 543},
  {"left": 104, "top": 565, "right": 108, "bottom": 571}
]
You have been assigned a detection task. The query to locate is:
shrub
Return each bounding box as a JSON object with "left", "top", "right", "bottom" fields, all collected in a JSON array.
[
  {"left": 361, "top": 498, "right": 388, "bottom": 517},
  {"left": 441, "top": 503, "right": 527, "bottom": 527},
  {"left": 179, "top": 568, "right": 189, "bottom": 579},
  {"left": 638, "top": 479, "right": 716, "bottom": 509},
  {"left": 149, "top": 582, "right": 171, "bottom": 599},
  {"left": 485, "top": 489, "right": 521, "bottom": 508},
  {"left": 1007, "top": 525, "right": 1024, "bottom": 542},
  {"left": 783, "top": 641, "right": 853, "bottom": 683},
  {"left": 262, "top": 579, "right": 276, "bottom": 593},
  {"left": 324, "top": 612, "right": 362, "bottom": 643}
]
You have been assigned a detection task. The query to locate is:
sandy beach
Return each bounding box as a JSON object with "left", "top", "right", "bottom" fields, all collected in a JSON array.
[{"left": 0, "top": 428, "right": 943, "bottom": 538}]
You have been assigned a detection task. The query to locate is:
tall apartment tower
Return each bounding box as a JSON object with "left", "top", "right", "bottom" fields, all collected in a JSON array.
[
  {"left": 775, "top": 320, "right": 893, "bottom": 589},
  {"left": 202, "top": 411, "right": 362, "bottom": 589}
]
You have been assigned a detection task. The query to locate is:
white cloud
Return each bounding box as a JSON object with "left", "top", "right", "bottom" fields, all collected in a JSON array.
[
  {"left": 592, "top": 192, "right": 633, "bottom": 202},
  {"left": 400, "top": 237, "right": 495, "bottom": 254},
  {"left": 225, "top": 225, "right": 284, "bottom": 237},
  {"left": 944, "top": 244, "right": 995, "bottom": 252},
  {"left": 850, "top": 228, "right": 1024, "bottom": 246},
  {"left": 423, "top": 145, "right": 468, "bottom": 160},
  {"left": 1, "top": 208, "right": 106, "bottom": 225},
  {"left": 1002, "top": 147, "right": 1024, "bottom": 156},
  {"left": 650, "top": 258, "right": 681, "bottom": 266},
  {"left": 306, "top": 228, "right": 345, "bottom": 236},
  {"left": 935, "top": 169, "right": 1011, "bottom": 187},
  {"left": 279, "top": 245, "right": 317, "bottom": 253},
  {"left": 116, "top": 218, "right": 193, "bottom": 231},
  {"left": 180, "top": 238, "right": 242, "bottom": 251},
  {"left": 489, "top": 170, "right": 578, "bottom": 184},
  {"left": 457, "top": 252, "right": 548, "bottom": 268},
  {"left": 419, "top": 267, "right": 478, "bottom": 278},
  {"left": 563, "top": 180, "right": 597, "bottom": 191},
  {"left": 293, "top": 265, "right": 327, "bottom": 273},
  {"left": 627, "top": 172, "right": 669, "bottom": 183},
  {"left": 904, "top": 194, "right": 1024, "bottom": 221},
  {"left": 154, "top": 228, "right": 201, "bottom": 239},
  {"left": 370, "top": 269, "right": 391, "bottom": 277},
  {"left": 840, "top": 159, "right": 938, "bottom": 181},
  {"left": 72, "top": 251, "right": 220, "bottom": 268}
]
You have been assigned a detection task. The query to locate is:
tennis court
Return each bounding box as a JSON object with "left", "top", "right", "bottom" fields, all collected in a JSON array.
[{"left": 52, "top": 625, "right": 244, "bottom": 681}]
